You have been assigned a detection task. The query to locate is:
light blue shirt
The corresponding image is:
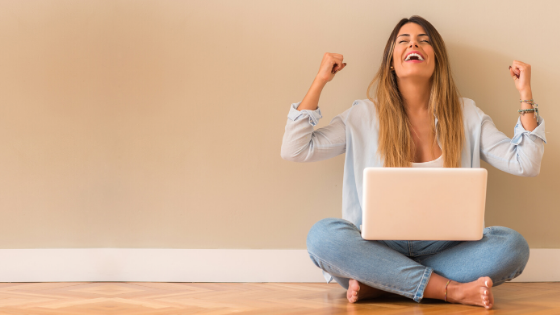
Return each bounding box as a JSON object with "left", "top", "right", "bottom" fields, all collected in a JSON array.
[{"left": 280, "top": 97, "right": 547, "bottom": 283}]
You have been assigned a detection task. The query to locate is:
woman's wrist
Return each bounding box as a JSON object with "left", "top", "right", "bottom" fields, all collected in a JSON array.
[
  {"left": 518, "top": 89, "right": 538, "bottom": 132},
  {"left": 519, "top": 89, "right": 533, "bottom": 102},
  {"left": 519, "top": 91, "right": 534, "bottom": 110}
]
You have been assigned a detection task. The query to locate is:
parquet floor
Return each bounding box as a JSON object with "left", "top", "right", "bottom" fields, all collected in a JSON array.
[{"left": 0, "top": 282, "right": 558, "bottom": 314}]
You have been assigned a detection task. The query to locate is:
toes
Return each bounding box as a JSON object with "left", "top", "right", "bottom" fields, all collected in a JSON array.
[
  {"left": 347, "top": 280, "right": 361, "bottom": 303},
  {"left": 487, "top": 294, "right": 494, "bottom": 306},
  {"left": 477, "top": 278, "right": 494, "bottom": 309},
  {"left": 481, "top": 279, "right": 495, "bottom": 304},
  {"left": 479, "top": 276, "right": 493, "bottom": 288},
  {"left": 349, "top": 279, "right": 361, "bottom": 291}
]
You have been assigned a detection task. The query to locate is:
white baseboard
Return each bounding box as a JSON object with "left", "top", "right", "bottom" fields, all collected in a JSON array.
[{"left": 0, "top": 248, "right": 557, "bottom": 282}]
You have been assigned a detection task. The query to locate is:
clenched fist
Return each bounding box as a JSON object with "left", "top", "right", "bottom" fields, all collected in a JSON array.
[
  {"left": 316, "top": 52, "right": 347, "bottom": 84},
  {"left": 509, "top": 60, "right": 531, "bottom": 95}
]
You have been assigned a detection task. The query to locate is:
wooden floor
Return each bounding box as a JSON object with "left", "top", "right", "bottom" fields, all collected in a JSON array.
[{"left": 0, "top": 282, "right": 558, "bottom": 314}]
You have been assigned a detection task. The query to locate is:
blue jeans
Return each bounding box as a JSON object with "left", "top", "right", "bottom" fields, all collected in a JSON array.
[{"left": 306, "top": 218, "right": 530, "bottom": 303}]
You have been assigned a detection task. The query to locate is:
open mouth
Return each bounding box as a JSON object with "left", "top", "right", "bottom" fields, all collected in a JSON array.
[{"left": 405, "top": 53, "right": 424, "bottom": 61}]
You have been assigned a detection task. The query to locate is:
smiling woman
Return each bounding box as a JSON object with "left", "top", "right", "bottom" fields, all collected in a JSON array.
[
  {"left": 282, "top": 14, "right": 545, "bottom": 311},
  {"left": 369, "top": 16, "right": 464, "bottom": 168}
]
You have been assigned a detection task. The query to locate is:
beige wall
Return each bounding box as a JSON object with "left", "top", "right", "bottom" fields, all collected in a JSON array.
[{"left": 0, "top": 0, "right": 557, "bottom": 249}]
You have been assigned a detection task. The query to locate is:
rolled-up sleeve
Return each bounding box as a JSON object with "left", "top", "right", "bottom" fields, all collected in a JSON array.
[
  {"left": 478, "top": 106, "right": 547, "bottom": 177},
  {"left": 280, "top": 101, "right": 347, "bottom": 163}
]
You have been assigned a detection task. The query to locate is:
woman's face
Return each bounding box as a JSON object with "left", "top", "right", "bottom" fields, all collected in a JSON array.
[{"left": 391, "top": 22, "right": 435, "bottom": 81}]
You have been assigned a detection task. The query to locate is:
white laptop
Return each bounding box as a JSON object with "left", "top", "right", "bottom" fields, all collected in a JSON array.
[{"left": 360, "top": 167, "right": 487, "bottom": 241}]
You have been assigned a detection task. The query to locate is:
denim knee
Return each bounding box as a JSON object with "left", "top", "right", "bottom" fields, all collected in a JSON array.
[
  {"left": 307, "top": 218, "right": 338, "bottom": 254},
  {"left": 492, "top": 226, "right": 530, "bottom": 277}
]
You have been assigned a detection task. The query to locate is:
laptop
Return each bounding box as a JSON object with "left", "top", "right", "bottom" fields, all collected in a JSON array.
[{"left": 360, "top": 167, "right": 487, "bottom": 241}]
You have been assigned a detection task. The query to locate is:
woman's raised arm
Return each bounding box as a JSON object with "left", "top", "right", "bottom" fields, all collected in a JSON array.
[
  {"left": 281, "top": 53, "right": 349, "bottom": 163},
  {"left": 477, "top": 103, "right": 547, "bottom": 177}
]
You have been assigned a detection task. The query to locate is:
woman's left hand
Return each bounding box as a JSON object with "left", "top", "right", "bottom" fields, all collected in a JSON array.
[{"left": 509, "top": 60, "right": 531, "bottom": 95}]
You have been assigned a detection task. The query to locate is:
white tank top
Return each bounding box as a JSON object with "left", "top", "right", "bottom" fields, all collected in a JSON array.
[{"left": 411, "top": 154, "right": 443, "bottom": 167}]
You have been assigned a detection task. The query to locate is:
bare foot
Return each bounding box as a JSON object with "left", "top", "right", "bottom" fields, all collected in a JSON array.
[
  {"left": 347, "top": 279, "right": 389, "bottom": 303},
  {"left": 446, "top": 276, "right": 495, "bottom": 309}
]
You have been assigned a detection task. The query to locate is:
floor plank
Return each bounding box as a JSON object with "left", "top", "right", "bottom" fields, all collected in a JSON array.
[{"left": 0, "top": 282, "right": 557, "bottom": 314}]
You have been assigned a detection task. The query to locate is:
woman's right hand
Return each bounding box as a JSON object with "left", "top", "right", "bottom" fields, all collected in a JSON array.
[{"left": 316, "top": 52, "right": 347, "bottom": 84}]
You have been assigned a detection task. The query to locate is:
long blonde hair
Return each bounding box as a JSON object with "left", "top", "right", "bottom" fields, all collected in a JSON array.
[{"left": 367, "top": 15, "right": 464, "bottom": 168}]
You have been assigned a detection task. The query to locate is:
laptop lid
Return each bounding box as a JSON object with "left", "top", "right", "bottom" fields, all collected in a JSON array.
[{"left": 361, "top": 167, "right": 487, "bottom": 241}]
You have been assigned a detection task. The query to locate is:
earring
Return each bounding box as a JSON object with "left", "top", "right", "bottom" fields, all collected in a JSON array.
[{"left": 390, "top": 66, "right": 394, "bottom": 70}]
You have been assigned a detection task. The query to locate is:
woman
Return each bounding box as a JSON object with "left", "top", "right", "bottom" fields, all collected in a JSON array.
[{"left": 280, "top": 15, "right": 547, "bottom": 309}]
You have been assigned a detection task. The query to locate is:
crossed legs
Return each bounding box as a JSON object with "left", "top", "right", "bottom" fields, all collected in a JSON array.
[{"left": 307, "top": 218, "right": 530, "bottom": 308}]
